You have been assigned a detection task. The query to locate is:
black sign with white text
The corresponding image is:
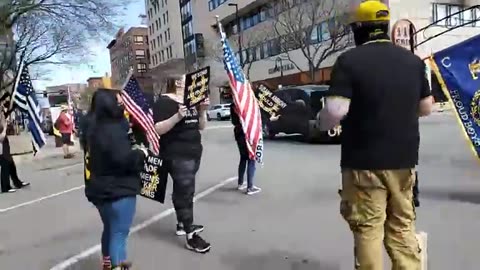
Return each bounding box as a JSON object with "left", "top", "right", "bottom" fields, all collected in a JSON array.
[
  {"left": 139, "top": 153, "right": 167, "bottom": 203},
  {"left": 184, "top": 67, "right": 210, "bottom": 108},
  {"left": 254, "top": 84, "right": 287, "bottom": 117}
]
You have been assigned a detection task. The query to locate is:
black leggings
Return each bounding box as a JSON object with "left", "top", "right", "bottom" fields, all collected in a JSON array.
[
  {"left": 164, "top": 158, "right": 201, "bottom": 233},
  {"left": 0, "top": 155, "right": 22, "bottom": 192}
]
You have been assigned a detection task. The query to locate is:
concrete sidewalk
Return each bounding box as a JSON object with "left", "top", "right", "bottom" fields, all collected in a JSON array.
[{"left": 12, "top": 136, "right": 81, "bottom": 164}]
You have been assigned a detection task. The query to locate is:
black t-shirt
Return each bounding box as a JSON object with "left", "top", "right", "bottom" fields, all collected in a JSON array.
[
  {"left": 153, "top": 95, "right": 202, "bottom": 160},
  {"left": 327, "top": 41, "right": 431, "bottom": 170}
]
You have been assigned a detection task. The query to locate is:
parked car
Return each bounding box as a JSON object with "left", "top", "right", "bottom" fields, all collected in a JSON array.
[
  {"left": 207, "top": 104, "right": 231, "bottom": 121},
  {"left": 262, "top": 85, "right": 341, "bottom": 143}
]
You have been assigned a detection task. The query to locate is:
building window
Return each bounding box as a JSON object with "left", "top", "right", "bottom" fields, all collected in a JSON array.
[
  {"left": 168, "top": 45, "right": 173, "bottom": 58},
  {"left": 182, "top": 21, "right": 193, "bottom": 40},
  {"left": 181, "top": 1, "right": 192, "bottom": 21},
  {"left": 167, "top": 28, "right": 171, "bottom": 40},
  {"left": 163, "top": 13, "right": 166, "bottom": 25},
  {"left": 137, "top": 63, "right": 147, "bottom": 73},
  {"left": 155, "top": 20, "right": 159, "bottom": 30},
  {"left": 183, "top": 39, "right": 196, "bottom": 56},
  {"left": 432, "top": 3, "right": 478, "bottom": 27},
  {"left": 135, "top": 49, "right": 145, "bottom": 59},
  {"left": 166, "top": 11, "right": 169, "bottom": 23},
  {"left": 161, "top": 50, "right": 165, "bottom": 61},
  {"left": 134, "top": 35, "right": 144, "bottom": 44},
  {"left": 158, "top": 35, "right": 162, "bottom": 45}
]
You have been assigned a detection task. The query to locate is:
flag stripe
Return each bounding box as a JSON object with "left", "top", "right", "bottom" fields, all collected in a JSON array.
[
  {"left": 121, "top": 74, "right": 159, "bottom": 154},
  {"left": 12, "top": 64, "right": 46, "bottom": 153},
  {"left": 220, "top": 29, "right": 263, "bottom": 163}
]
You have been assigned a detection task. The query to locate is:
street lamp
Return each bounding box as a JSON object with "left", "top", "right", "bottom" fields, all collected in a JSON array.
[{"left": 228, "top": 3, "right": 242, "bottom": 65}]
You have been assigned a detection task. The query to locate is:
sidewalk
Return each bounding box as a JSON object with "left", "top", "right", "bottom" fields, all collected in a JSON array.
[{"left": 12, "top": 136, "right": 81, "bottom": 164}]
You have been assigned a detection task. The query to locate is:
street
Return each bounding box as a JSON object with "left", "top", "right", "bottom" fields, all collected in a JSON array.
[{"left": 1, "top": 115, "right": 479, "bottom": 270}]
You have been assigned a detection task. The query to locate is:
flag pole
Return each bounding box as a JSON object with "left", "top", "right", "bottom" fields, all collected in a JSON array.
[
  {"left": 121, "top": 69, "right": 134, "bottom": 91},
  {"left": 215, "top": 15, "right": 225, "bottom": 37},
  {"left": 8, "top": 61, "right": 24, "bottom": 113}
]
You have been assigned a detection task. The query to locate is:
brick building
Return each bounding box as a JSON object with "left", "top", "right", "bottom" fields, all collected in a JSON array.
[{"left": 107, "top": 27, "right": 153, "bottom": 92}]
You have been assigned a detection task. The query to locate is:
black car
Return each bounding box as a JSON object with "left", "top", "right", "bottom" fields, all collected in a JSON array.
[{"left": 262, "top": 85, "right": 341, "bottom": 143}]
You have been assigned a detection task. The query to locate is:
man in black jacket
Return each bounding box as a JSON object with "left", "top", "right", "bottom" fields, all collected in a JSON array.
[{"left": 0, "top": 111, "right": 29, "bottom": 193}]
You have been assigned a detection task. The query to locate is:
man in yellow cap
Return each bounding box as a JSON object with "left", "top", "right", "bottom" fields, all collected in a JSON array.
[{"left": 318, "top": 0, "right": 433, "bottom": 269}]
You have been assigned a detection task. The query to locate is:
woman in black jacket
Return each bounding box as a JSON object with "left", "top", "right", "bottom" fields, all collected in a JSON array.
[
  {"left": 82, "top": 89, "right": 147, "bottom": 270},
  {"left": 230, "top": 103, "right": 261, "bottom": 195}
]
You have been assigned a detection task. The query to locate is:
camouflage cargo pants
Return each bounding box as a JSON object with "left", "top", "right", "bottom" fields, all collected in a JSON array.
[{"left": 339, "top": 169, "right": 422, "bottom": 270}]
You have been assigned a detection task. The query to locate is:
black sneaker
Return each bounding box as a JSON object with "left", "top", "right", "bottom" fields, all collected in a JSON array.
[
  {"left": 186, "top": 233, "right": 211, "bottom": 253},
  {"left": 176, "top": 223, "right": 204, "bottom": 236}
]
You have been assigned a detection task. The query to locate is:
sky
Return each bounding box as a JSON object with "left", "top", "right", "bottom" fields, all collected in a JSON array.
[{"left": 33, "top": 1, "right": 146, "bottom": 90}]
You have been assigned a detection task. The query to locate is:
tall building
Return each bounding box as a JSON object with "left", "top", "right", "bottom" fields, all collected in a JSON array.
[
  {"left": 87, "top": 73, "right": 112, "bottom": 89},
  {"left": 146, "top": 0, "right": 185, "bottom": 86},
  {"left": 107, "top": 27, "right": 153, "bottom": 92},
  {"left": 186, "top": 0, "right": 480, "bottom": 89}
]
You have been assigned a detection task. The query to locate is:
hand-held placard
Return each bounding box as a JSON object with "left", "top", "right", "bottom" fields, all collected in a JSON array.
[
  {"left": 184, "top": 67, "right": 211, "bottom": 108},
  {"left": 139, "top": 152, "right": 167, "bottom": 203}
]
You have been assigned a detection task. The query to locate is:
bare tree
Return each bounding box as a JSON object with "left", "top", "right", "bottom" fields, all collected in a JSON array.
[
  {"left": 0, "top": 0, "right": 132, "bottom": 94},
  {"left": 203, "top": 30, "right": 268, "bottom": 80},
  {"left": 270, "top": 0, "right": 351, "bottom": 82}
]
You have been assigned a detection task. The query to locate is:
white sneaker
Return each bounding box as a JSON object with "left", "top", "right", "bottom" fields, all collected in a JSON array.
[
  {"left": 237, "top": 183, "right": 247, "bottom": 191},
  {"left": 246, "top": 186, "right": 261, "bottom": 195}
]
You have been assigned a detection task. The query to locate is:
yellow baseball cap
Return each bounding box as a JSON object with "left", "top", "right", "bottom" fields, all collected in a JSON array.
[{"left": 351, "top": 0, "right": 390, "bottom": 24}]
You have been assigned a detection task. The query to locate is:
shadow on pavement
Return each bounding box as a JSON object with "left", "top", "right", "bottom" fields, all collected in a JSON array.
[
  {"left": 421, "top": 189, "right": 480, "bottom": 205},
  {"left": 221, "top": 249, "right": 339, "bottom": 270}
]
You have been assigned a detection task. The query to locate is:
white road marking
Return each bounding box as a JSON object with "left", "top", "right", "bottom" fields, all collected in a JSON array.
[
  {"left": 1, "top": 127, "right": 230, "bottom": 214},
  {"left": 49, "top": 176, "right": 237, "bottom": 270},
  {"left": 0, "top": 185, "right": 85, "bottom": 213}
]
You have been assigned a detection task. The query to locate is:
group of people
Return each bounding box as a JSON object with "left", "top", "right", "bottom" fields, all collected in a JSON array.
[
  {"left": 79, "top": 74, "right": 262, "bottom": 270},
  {"left": 77, "top": 1, "right": 434, "bottom": 269}
]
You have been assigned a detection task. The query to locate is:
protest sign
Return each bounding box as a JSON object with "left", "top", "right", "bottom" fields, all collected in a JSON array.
[
  {"left": 254, "top": 84, "right": 287, "bottom": 117},
  {"left": 184, "top": 66, "right": 210, "bottom": 108},
  {"left": 139, "top": 153, "right": 167, "bottom": 203}
]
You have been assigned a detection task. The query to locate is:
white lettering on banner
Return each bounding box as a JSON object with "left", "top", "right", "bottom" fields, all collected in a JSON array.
[
  {"left": 255, "top": 138, "right": 264, "bottom": 164},
  {"left": 327, "top": 125, "right": 342, "bottom": 137},
  {"left": 450, "top": 90, "right": 480, "bottom": 146},
  {"left": 441, "top": 57, "right": 451, "bottom": 68}
]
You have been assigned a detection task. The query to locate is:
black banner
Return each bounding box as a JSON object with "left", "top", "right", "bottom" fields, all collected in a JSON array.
[
  {"left": 254, "top": 84, "right": 287, "bottom": 117},
  {"left": 184, "top": 66, "right": 210, "bottom": 108},
  {"left": 139, "top": 153, "right": 167, "bottom": 203}
]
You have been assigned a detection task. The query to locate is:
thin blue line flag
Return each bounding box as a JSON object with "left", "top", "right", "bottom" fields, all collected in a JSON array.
[
  {"left": 13, "top": 64, "right": 46, "bottom": 153},
  {"left": 432, "top": 34, "right": 480, "bottom": 159}
]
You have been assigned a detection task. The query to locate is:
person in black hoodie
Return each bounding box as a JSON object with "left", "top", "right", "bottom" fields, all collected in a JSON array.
[
  {"left": 153, "top": 75, "right": 211, "bottom": 253},
  {"left": 230, "top": 103, "right": 261, "bottom": 195},
  {"left": 82, "top": 89, "right": 147, "bottom": 270}
]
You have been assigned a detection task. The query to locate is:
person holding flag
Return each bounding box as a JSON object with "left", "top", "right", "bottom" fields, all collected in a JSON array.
[
  {"left": 230, "top": 103, "right": 261, "bottom": 195},
  {"left": 216, "top": 16, "right": 264, "bottom": 166},
  {"left": 153, "top": 75, "right": 211, "bottom": 254}
]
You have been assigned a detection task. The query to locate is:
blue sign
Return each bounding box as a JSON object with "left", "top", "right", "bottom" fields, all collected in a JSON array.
[{"left": 432, "top": 34, "right": 480, "bottom": 158}]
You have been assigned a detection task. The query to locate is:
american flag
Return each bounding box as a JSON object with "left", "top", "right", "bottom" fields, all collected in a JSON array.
[
  {"left": 121, "top": 74, "right": 159, "bottom": 154},
  {"left": 220, "top": 26, "right": 263, "bottom": 163},
  {"left": 12, "top": 63, "right": 46, "bottom": 153}
]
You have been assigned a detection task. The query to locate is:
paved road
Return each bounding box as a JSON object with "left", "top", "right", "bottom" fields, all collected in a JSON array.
[{"left": 1, "top": 115, "right": 479, "bottom": 270}]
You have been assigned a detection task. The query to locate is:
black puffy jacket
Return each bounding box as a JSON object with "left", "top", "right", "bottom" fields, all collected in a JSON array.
[{"left": 84, "top": 89, "right": 145, "bottom": 205}]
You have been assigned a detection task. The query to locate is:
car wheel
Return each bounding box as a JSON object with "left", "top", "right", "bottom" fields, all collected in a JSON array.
[
  {"left": 207, "top": 114, "right": 211, "bottom": 121},
  {"left": 217, "top": 113, "right": 222, "bottom": 121}
]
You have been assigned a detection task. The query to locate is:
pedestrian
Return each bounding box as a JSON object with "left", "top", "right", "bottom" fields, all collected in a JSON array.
[
  {"left": 0, "top": 110, "right": 30, "bottom": 193},
  {"left": 82, "top": 89, "right": 148, "bottom": 270},
  {"left": 153, "top": 75, "right": 211, "bottom": 253},
  {"left": 55, "top": 105, "right": 74, "bottom": 159},
  {"left": 230, "top": 103, "right": 261, "bottom": 195},
  {"left": 318, "top": 1, "right": 433, "bottom": 269}
]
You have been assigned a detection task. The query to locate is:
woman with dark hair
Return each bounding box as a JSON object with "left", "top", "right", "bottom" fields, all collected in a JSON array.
[
  {"left": 153, "top": 75, "right": 211, "bottom": 253},
  {"left": 230, "top": 103, "right": 261, "bottom": 195},
  {"left": 82, "top": 88, "right": 147, "bottom": 270}
]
